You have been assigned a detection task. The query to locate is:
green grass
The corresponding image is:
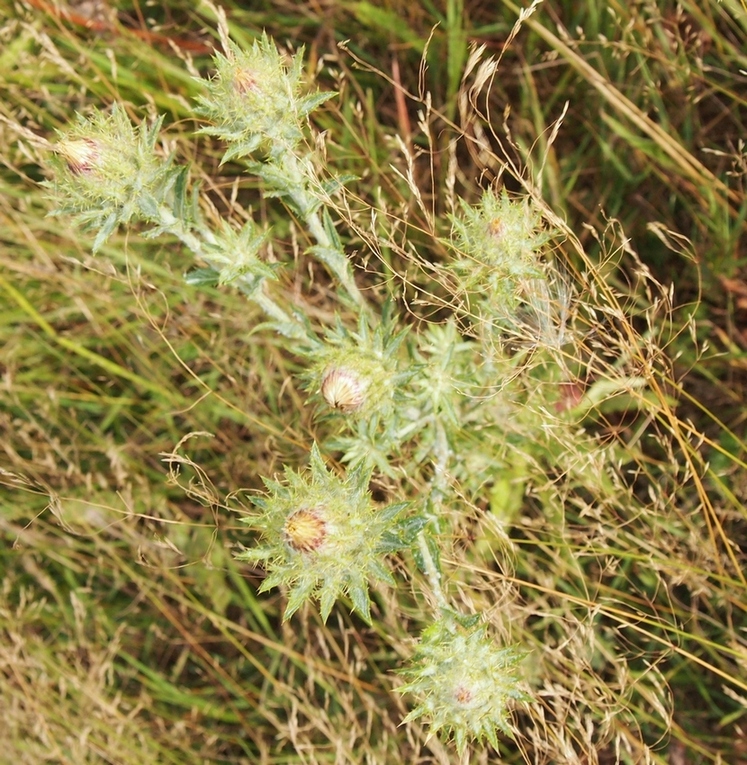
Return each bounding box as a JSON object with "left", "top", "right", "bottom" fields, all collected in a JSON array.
[{"left": 1, "top": 1, "right": 746, "bottom": 763}]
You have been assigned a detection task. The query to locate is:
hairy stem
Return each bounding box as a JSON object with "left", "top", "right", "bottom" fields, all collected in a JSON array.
[
  {"left": 278, "top": 150, "right": 368, "bottom": 311},
  {"left": 417, "top": 530, "right": 449, "bottom": 612},
  {"left": 156, "top": 204, "right": 309, "bottom": 340}
]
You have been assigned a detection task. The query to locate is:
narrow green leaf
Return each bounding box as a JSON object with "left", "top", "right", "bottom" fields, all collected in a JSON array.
[
  {"left": 92, "top": 212, "right": 118, "bottom": 252},
  {"left": 348, "top": 581, "right": 372, "bottom": 624},
  {"left": 297, "top": 91, "right": 337, "bottom": 119},
  {"left": 184, "top": 267, "right": 219, "bottom": 287},
  {"left": 284, "top": 580, "right": 315, "bottom": 621},
  {"left": 172, "top": 165, "right": 190, "bottom": 220},
  {"left": 138, "top": 192, "right": 160, "bottom": 220},
  {"left": 368, "top": 558, "right": 396, "bottom": 586},
  {"left": 319, "top": 584, "right": 338, "bottom": 623}
]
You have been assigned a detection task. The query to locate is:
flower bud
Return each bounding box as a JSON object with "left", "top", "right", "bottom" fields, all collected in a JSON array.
[
  {"left": 306, "top": 310, "right": 407, "bottom": 420},
  {"left": 399, "top": 617, "right": 529, "bottom": 754},
  {"left": 449, "top": 189, "right": 556, "bottom": 317},
  {"left": 238, "top": 444, "right": 403, "bottom": 623},
  {"left": 462, "top": 188, "right": 551, "bottom": 266},
  {"left": 196, "top": 35, "right": 313, "bottom": 157},
  {"left": 47, "top": 105, "right": 170, "bottom": 251},
  {"left": 56, "top": 138, "right": 101, "bottom": 175},
  {"left": 555, "top": 379, "right": 585, "bottom": 412},
  {"left": 487, "top": 216, "right": 505, "bottom": 240},
  {"left": 321, "top": 366, "right": 369, "bottom": 413},
  {"left": 233, "top": 67, "right": 259, "bottom": 95}
]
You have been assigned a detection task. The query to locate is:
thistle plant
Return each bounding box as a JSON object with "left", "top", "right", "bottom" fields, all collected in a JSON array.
[
  {"left": 44, "top": 29, "right": 642, "bottom": 757},
  {"left": 49, "top": 104, "right": 304, "bottom": 339},
  {"left": 450, "top": 188, "right": 549, "bottom": 302},
  {"left": 53, "top": 106, "right": 181, "bottom": 251},
  {"left": 306, "top": 306, "right": 408, "bottom": 419},
  {"left": 399, "top": 614, "right": 530, "bottom": 755},
  {"left": 236, "top": 444, "right": 408, "bottom": 623},
  {"left": 195, "top": 34, "right": 365, "bottom": 309}
]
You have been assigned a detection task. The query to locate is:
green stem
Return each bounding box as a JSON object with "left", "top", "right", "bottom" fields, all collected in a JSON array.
[
  {"left": 251, "top": 288, "right": 307, "bottom": 340},
  {"left": 416, "top": 418, "right": 453, "bottom": 613},
  {"left": 305, "top": 208, "right": 331, "bottom": 248},
  {"left": 279, "top": 151, "right": 368, "bottom": 311},
  {"left": 430, "top": 418, "right": 451, "bottom": 513},
  {"left": 417, "top": 530, "right": 449, "bottom": 612},
  {"left": 156, "top": 205, "right": 309, "bottom": 340}
]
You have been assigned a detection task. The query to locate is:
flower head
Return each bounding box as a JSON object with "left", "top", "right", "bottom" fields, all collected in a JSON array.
[
  {"left": 56, "top": 137, "right": 101, "bottom": 175},
  {"left": 196, "top": 35, "right": 334, "bottom": 162},
  {"left": 449, "top": 189, "right": 555, "bottom": 314},
  {"left": 320, "top": 366, "right": 369, "bottom": 413},
  {"left": 452, "top": 188, "right": 551, "bottom": 269},
  {"left": 238, "top": 444, "right": 407, "bottom": 622},
  {"left": 48, "top": 105, "right": 175, "bottom": 251},
  {"left": 399, "top": 615, "right": 529, "bottom": 754},
  {"left": 306, "top": 307, "right": 409, "bottom": 420}
]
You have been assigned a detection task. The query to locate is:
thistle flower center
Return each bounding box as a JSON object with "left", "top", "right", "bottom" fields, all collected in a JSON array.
[
  {"left": 233, "top": 68, "right": 259, "bottom": 95},
  {"left": 453, "top": 684, "right": 474, "bottom": 705},
  {"left": 283, "top": 508, "right": 328, "bottom": 553},
  {"left": 487, "top": 218, "right": 505, "bottom": 239}
]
